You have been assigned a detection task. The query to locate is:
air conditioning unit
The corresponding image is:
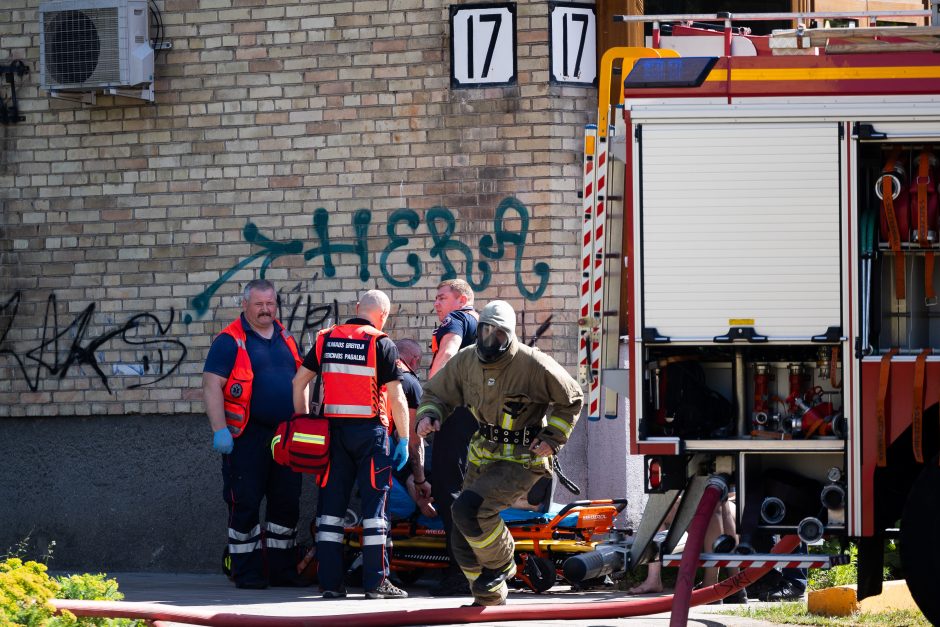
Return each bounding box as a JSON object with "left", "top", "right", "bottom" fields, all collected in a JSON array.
[{"left": 39, "top": 0, "right": 154, "bottom": 100}]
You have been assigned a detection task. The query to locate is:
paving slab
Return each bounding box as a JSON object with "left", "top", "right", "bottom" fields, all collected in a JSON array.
[{"left": 97, "top": 572, "right": 791, "bottom": 626}]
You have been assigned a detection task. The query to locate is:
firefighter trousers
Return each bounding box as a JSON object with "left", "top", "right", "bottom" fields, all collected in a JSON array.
[
  {"left": 223, "top": 421, "right": 303, "bottom": 587},
  {"left": 451, "top": 460, "right": 543, "bottom": 604},
  {"left": 430, "top": 406, "right": 478, "bottom": 572},
  {"left": 316, "top": 419, "right": 393, "bottom": 593}
]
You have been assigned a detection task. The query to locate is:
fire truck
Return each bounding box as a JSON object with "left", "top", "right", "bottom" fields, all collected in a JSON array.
[{"left": 579, "top": 9, "right": 940, "bottom": 622}]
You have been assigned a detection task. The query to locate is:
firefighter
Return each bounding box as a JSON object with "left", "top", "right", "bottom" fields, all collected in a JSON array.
[
  {"left": 416, "top": 300, "right": 584, "bottom": 606},
  {"left": 202, "top": 279, "right": 306, "bottom": 589},
  {"left": 291, "top": 289, "right": 410, "bottom": 599}
]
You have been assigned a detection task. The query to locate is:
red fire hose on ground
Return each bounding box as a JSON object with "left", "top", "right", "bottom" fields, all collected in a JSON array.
[{"left": 55, "top": 538, "right": 801, "bottom": 626}]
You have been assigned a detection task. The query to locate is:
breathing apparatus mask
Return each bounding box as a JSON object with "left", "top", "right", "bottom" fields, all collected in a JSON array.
[
  {"left": 476, "top": 300, "right": 516, "bottom": 363},
  {"left": 477, "top": 323, "right": 511, "bottom": 362}
]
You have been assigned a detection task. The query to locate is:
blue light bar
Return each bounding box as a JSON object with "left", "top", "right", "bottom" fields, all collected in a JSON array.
[{"left": 623, "top": 57, "right": 718, "bottom": 89}]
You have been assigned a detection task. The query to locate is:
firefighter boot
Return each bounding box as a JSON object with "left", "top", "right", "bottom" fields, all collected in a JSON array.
[{"left": 471, "top": 560, "right": 516, "bottom": 604}]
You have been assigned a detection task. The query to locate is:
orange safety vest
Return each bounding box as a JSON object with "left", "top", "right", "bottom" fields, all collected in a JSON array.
[
  {"left": 315, "top": 323, "right": 389, "bottom": 427},
  {"left": 219, "top": 317, "right": 302, "bottom": 437}
]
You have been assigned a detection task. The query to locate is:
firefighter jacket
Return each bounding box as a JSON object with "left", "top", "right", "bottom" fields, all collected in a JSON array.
[
  {"left": 219, "top": 317, "right": 302, "bottom": 437},
  {"left": 417, "top": 340, "right": 583, "bottom": 472},
  {"left": 315, "top": 323, "right": 390, "bottom": 427}
]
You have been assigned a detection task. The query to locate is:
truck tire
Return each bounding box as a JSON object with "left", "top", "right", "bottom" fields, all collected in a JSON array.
[{"left": 900, "top": 453, "right": 940, "bottom": 625}]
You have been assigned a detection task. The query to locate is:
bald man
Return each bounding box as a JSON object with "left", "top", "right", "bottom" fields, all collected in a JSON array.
[{"left": 292, "top": 289, "right": 409, "bottom": 599}]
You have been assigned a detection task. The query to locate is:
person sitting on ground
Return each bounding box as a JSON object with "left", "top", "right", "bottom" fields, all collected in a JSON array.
[{"left": 628, "top": 491, "right": 746, "bottom": 604}]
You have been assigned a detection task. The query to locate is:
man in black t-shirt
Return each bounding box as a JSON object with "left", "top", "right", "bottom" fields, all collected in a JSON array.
[{"left": 291, "top": 290, "right": 409, "bottom": 600}]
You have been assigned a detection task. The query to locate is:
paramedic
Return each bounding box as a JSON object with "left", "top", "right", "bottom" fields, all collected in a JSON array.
[
  {"left": 202, "top": 279, "right": 305, "bottom": 589},
  {"left": 291, "top": 289, "right": 410, "bottom": 599},
  {"left": 416, "top": 300, "right": 583, "bottom": 606}
]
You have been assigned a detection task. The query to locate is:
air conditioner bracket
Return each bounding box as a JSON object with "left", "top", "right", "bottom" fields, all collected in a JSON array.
[{"left": 0, "top": 60, "right": 29, "bottom": 125}]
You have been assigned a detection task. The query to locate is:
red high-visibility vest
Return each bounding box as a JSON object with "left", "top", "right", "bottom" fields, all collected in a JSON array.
[
  {"left": 219, "top": 317, "right": 302, "bottom": 437},
  {"left": 315, "top": 323, "right": 389, "bottom": 427}
]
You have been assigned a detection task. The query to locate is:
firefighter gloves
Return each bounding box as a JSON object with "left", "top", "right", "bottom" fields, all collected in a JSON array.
[
  {"left": 391, "top": 436, "right": 409, "bottom": 471},
  {"left": 213, "top": 427, "right": 234, "bottom": 454}
]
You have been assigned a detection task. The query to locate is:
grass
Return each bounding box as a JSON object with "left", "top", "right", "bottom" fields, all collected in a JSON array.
[{"left": 721, "top": 601, "right": 930, "bottom": 626}]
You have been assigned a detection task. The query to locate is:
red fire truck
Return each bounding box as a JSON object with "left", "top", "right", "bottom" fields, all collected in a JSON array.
[{"left": 579, "top": 10, "right": 940, "bottom": 621}]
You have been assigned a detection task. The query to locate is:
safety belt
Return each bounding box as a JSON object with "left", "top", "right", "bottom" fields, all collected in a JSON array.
[
  {"left": 915, "top": 151, "right": 936, "bottom": 305},
  {"left": 876, "top": 348, "right": 899, "bottom": 467},
  {"left": 912, "top": 348, "right": 932, "bottom": 464},
  {"left": 882, "top": 148, "right": 906, "bottom": 300}
]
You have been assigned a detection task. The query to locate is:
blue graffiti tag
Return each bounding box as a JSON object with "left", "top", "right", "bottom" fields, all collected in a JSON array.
[
  {"left": 187, "top": 199, "right": 551, "bottom": 321},
  {"left": 185, "top": 223, "right": 303, "bottom": 324},
  {"left": 480, "top": 197, "right": 551, "bottom": 300}
]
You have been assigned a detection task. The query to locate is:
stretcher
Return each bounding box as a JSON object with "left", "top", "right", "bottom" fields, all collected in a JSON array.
[{"left": 339, "top": 498, "right": 628, "bottom": 592}]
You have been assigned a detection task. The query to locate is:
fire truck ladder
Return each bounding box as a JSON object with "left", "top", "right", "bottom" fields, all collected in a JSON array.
[{"left": 579, "top": 48, "right": 677, "bottom": 421}]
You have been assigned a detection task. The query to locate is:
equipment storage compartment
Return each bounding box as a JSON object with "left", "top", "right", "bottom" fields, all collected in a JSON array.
[
  {"left": 638, "top": 121, "right": 843, "bottom": 343},
  {"left": 641, "top": 344, "right": 845, "bottom": 445},
  {"left": 737, "top": 451, "right": 847, "bottom": 549},
  {"left": 857, "top": 134, "right": 940, "bottom": 353}
]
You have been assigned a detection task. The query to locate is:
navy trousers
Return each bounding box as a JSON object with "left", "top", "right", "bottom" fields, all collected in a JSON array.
[
  {"left": 316, "top": 419, "right": 393, "bottom": 592},
  {"left": 223, "top": 421, "right": 303, "bottom": 586}
]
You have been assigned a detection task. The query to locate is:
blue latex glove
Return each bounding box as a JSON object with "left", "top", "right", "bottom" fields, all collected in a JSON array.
[
  {"left": 391, "top": 437, "right": 409, "bottom": 471},
  {"left": 213, "top": 427, "right": 234, "bottom": 454}
]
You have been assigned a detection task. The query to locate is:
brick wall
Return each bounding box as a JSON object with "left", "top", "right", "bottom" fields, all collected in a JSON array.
[{"left": 0, "top": 0, "right": 596, "bottom": 417}]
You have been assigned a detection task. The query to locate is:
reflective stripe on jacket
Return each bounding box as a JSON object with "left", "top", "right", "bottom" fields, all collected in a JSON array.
[
  {"left": 315, "top": 324, "right": 389, "bottom": 426},
  {"left": 219, "top": 317, "right": 302, "bottom": 437},
  {"left": 418, "top": 342, "right": 583, "bottom": 469}
]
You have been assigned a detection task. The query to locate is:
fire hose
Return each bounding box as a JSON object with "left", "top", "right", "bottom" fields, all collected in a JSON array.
[
  {"left": 670, "top": 474, "right": 727, "bottom": 627},
  {"left": 55, "top": 501, "right": 800, "bottom": 626}
]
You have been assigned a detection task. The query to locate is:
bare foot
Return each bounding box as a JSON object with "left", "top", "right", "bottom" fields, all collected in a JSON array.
[{"left": 627, "top": 580, "right": 664, "bottom": 595}]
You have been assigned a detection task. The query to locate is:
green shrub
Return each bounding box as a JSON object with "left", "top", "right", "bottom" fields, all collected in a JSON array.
[
  {"left": 809, "top": 540, "right": 857, "bottom": 590},
  {"left": 808, "top": 539, "right": 900, "bottom": 591},
  {"left": 0, "top": 557, "right": 141, "bottom": 627},
  {"left": 0, "top": 558, "right": 68, "bottom": 627},
  {"left": 55, "top": 575, "right": 123, "bottom": 603}
]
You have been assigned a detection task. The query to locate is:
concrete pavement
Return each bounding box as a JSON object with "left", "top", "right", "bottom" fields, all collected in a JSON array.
[{"left": 99, "top": 572, "right": 789, "bottom": 626}]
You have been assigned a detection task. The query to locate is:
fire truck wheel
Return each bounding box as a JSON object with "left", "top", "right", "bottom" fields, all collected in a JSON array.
[
  {"left": 222, "top": 547, "right": 233, "bottom": 579},
  {"left": 900, "top": 453, "right": 940, "bottom": 626}
]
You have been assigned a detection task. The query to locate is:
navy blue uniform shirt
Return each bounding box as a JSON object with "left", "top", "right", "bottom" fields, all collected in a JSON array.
[
  {"left": 399, "top": 365, "right": 421, "bottom": 410},
  {"left": 203, "top": 314, "right": 298, "bottom": 427},
  {"left": 432, "top": 307, "right": 478, "bottom": 354}
]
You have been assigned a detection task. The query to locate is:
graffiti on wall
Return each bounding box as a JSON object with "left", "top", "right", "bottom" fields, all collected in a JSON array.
[
  {"left": 279, "top": 280, "right": 339, "bottom": 355},
  {"left": 0, "top": 291, "right": 187, "bottom": 393},
  {"left": 0, "top": 284, "right": 336, "bottom": 394},
  {"left": 186, "top": 197, "right": 551, "bottom": 322},
  {"left": 0, "top": 197, "right": 552, "bottom": 393}
]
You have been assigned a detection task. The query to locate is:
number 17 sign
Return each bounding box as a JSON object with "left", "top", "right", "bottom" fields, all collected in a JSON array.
[
  {"left": 450, "top": 3, "right": 517, "bottom": 88},
  {"left": 550, "top": 2, "right": 596, "bottom": 85}
]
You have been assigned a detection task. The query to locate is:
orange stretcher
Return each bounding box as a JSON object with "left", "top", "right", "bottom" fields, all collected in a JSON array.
[{"left": 340, "top": 499, "right": 628, "bottom": 592}]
